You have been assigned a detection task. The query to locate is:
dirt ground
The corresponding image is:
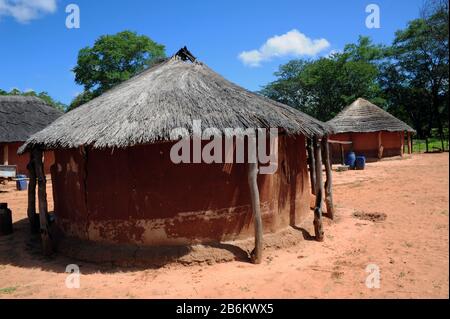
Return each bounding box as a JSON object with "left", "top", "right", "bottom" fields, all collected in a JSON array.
[{"left": 0, "top": 153, "right": 448, "bottom": 298}]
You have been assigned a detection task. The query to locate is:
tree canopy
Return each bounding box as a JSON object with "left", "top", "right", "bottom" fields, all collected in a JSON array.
[
  {"left": 260, "top": 1, "right": 448, "bottom": 139},
  {"left": 380, "top": 0, "right": 448, "bottom": 139},
  {"left": 70, "top": 30, "right": 166, "bottom": 110},
  {"left": 260, "top": 36, "right": 385, "bottom": 121}
]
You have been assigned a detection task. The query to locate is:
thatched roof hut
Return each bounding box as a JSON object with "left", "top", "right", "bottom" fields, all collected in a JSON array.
[
  {"left": 328, "top": 98, "right": 415, "bottom": 134},
  {"left": 0, "top": 95, "right": 62, "bottom": 174},
  {"left": 327, "top": 98, "right": 415, "bottom": 162},
  {"left": 20, "top": 55, "right": 329, "bottom": 152},
  {"left": 21, "top": 48, "right": 333, "bottom": 262}
]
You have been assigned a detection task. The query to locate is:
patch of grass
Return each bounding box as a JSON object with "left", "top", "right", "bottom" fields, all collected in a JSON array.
[
  {"left": 412, "top": 137, "right": 449, "bottom": 153},
  {"left": 0, "top": 286, "right": 17, "bottom": 294}
]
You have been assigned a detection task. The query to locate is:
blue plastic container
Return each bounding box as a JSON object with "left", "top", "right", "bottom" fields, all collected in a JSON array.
[
  {"left": 355, "top": 156, "right": 366, "bottom": 170},
  {"left": 345, "top": 152, "right": 356, "bottom": 168},
  {"left": 16, "top": 174, "right": 28, "bottom": 191}
]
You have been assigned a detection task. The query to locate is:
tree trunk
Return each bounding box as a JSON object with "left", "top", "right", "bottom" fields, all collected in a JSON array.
[
  {"left": 321, "top": 136, "right": 335, "bottom": 220},
  {"left": 432, "top": 92, "right": 445, "bottom": 151},
  {"left": 248, "top": 162, "right": 263, "bottom": 264},
  {"left": 313, "top": 137, "right": 324, "bottom": 241}
]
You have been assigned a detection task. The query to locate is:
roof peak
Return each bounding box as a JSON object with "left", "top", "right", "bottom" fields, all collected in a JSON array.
[
  {"left": 354, "top": 97, "right": 372, "bottom": 105},
  {"left": 173, "top": 46, "right": 197, "bottom": 63}
]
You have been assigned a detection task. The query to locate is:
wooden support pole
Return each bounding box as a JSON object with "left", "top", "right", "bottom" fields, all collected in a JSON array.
[
  {"left": 321, "top": 135, "right": 335, "bottom": 220},
  {"left": 248, "top": 162, "right": 263, "bottom": 264},
  {"left": 401, "top": 131, "right": 405, "bottom": 157},
  {"left": 377, "top": 131, "right": 383, "bottom": 159},
  {"left": 3, "top": 144, "right": 8, "bottom": 165},
  {"left": 340, "top": 144, "right": 345, "bottom": 165},
  {"left": 313, "top": 137, "right": 324, "bottom": 241},
  {"left": 26, "top": 153, "right": 39, "bottom": 233},
  {"left": 307, "top": 138, "right": 316, "bottom": 195},
  {"left": 407, "top": 132, "right": 412, "bottom": 154},
  {"left": 32, "top": 148, "right": 53, "bottom": 255}
]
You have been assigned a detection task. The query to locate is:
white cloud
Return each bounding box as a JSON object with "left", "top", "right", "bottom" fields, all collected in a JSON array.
[
  {"left": 0, "top": 0, "right": 57, "bottom": 23},
  {"left": 238, "top": 29, "right": 330, "bottom": 67}
]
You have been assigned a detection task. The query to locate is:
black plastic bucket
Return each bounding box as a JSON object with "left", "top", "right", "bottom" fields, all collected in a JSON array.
[{"left": 0, "top": 203, "right": 13, "bottom": 236}]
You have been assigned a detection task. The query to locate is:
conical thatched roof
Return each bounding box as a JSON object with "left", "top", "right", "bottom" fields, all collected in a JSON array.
[
  {"left": 20, "top": 48, "right": 331, "bottom": 153},
  {"left": 0, "top": 95, "right": 62, "bottom": 143},
  {"left": 327, "top": 98, "right": 415, "bottom": 134}
]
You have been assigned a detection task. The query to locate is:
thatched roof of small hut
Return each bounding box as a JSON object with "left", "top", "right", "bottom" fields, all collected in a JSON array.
[
  {"left": 327, "top": 98, "right": 415, "bottom": 134},
  {"left": 0, "top": 95, "right": 62, "bottom": 143},
  {"left": 20, "top": 48, "right": 331, "bottom": 153}
]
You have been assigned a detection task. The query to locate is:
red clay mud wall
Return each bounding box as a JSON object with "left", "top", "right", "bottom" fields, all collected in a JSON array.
[
  {"left": 0, "top": 142, "right": 54, "bottom": 175},
  {"left": 330, "top": 131, "right": 403, "bottom": 163},
  {"left": 51, "top": 135, "right": 310, "bottom": 246}
]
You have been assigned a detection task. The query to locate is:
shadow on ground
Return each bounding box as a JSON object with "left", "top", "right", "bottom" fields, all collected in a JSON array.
[{"left": 0, "top": 217, "right": 307, "bottom": 274}]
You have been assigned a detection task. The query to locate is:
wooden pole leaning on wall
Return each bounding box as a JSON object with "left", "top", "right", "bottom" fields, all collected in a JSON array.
[
  {"left": 377, "top": 131, "right": 383, "bottom": 159},
  {"left": 313, "top": 136, "right": 324, "bottom": 241},
  {"left": 401, "top": 131, "right": 405, "bottom": 157},
  {"left": 248, "top": 161, "right": 263, "bottom": 264},
  {"left": 3, "top": 144, "right": 8, "bottom": 165},
  {"left": 26, "top": 152, "right": 39, "bottom": 233},
  {"left": 32, "top": 147, "right": 53, "bottom": 255},
  {"left": 407, "top": 132, "right": 412, "bottom": 154},
  {"left": 321, "top": 135, "right": 335, "bottom": 220},
  {"left": 307, "top": 138, "right": 316, "bottom": 195}
]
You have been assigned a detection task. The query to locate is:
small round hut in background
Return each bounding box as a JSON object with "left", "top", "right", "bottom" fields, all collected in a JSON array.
[
  {"left": 327, "top": 98, "right": 416, "bottom": 163},
  {"left": 0, "top": 96, "right": 62, "bottom": 174},
  {"left": 20, "top": 48, "right": 333, "bottom": 262}
]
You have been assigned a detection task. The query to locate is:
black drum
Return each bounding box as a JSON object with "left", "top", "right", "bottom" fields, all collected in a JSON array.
[{"left": 0, "top": 203, "right": 13, "bottom": 236}]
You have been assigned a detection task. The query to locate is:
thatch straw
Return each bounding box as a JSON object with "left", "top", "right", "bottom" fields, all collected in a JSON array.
[
  {"left": 0, "top": 95, "right": 62, "bottom": 143},
  {"left": 20, "top": 50, "right": 331, "bottom": 153},
  {"left": 327, "top": 98, "right": 415, "bottom": 134}
]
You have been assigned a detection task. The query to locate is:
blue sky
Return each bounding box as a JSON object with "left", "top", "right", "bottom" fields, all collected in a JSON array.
[{"left": 0, "top": 0, "right": 424, "bottom": 105}]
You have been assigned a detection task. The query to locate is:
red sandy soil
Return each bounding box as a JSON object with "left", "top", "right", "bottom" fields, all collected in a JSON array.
[{"left": 0, "top": 153, "right": 448, "bottom": 298}]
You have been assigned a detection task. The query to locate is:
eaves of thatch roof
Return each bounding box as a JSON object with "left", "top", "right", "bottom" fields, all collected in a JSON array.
[
  {"left": 327, "top": 98, "right": 416, "bottom": 134},
  {"left": 20, "top": 49, "right": 331, "bottom": 153},
  {"left": 0, "top": 95, "right": 62, "bottom": 143}
]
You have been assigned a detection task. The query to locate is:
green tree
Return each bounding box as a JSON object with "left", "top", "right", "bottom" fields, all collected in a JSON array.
[
  {"left": 259, "top": 60, "right": 314, "bottom": 114},
  {"left": 70, "top": 30, "right": 166, "bottom": 110},
  {"left": 260, "top": 36, "right": 385, "bottom": 121},
  {"left": 9, "top": 88, "right": 21, "bottom": 95},
  {"left": 36, "top": 92, "right": 66, "bottom": 112},
  {"left": 382, "top": 0, "right": 448, "bottom": 141}
]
